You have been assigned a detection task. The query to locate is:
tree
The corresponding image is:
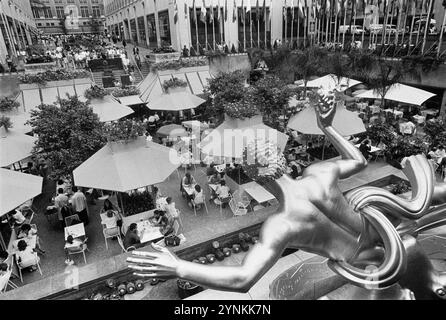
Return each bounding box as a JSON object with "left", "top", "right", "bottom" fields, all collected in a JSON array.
[
  {"left": 27, "top": 96, "right": 106, "bottom": 180},
  {"left": 320, "top": 51, "right": 352, "bottom": 87}
]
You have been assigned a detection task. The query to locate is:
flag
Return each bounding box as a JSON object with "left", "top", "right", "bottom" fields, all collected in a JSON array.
[
  {"left": 298, "top": 0, "right": 305, "bottom": 18},
  {"left": 241, "top": 0, "right": 245, "bottom": 23},
  {"left": 200, "top": 0, "right": 207, "bottom": 23},
  {"left": 262, "top": 0, "right": 266, "bottom": 21},
  {"left": 210, "top": 0, "right": 214, "bottom": 22},
  {"left": 225, "top": 0, "right": 228, "bottom": 21},
  {"left": 283, "top": 0, "right": 288, "bottom": 19},
  {"left": 174, "top": 0, "right": 179, "bottom": 24},
  {"left": 291, "top": 0, "right": 295, "bottom": 20},
  {"left": 217, "top": 0, "right": 221, "bottom": 21},
  {"left": 184, "top": 2, "right": 189, "bottom": 19},
  {"left": 233, "top": 0, "right": 237, "bottom": 22},
  {"left": 246, "top": 0, "right": 251, "bottom": 13},
  {"left": 193, "top": 0, "right": 197, "bottom": 23}
]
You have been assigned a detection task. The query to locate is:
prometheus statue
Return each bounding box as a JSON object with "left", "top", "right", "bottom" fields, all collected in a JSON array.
[{"left": 128, "top": 89, "right": 446, "bottom": 300}]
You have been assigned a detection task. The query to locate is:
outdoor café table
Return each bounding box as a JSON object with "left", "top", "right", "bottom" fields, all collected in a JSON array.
[
  {"left": 64, "top": 223, "right": 86, "bottom": 241},
  {"left": 214, "top": 164, "right": 226, "bottom": 173},
  {"left": 208, "top": 184, "right": 219, "bottom": 192},
  {"left": 369, "top": 105, "right": 381, "bottom": 114},
  {"left": 156, "top": 197, "right": 168, "bottom": 209},
  {"left": 136, "top": 220, "right": 164, "bottom": 244},
  {"left": 243, "top": 182, "right": 276, "bottom": 208},
  {"left": 421, "top": 109, "right": 439, "bottom": 117},
  {"left": 183, "top": 185, "right": 197, "bottom": 197},
  {"left": 11, "top": 235, "right": 37, "bottom": 252},
  {"left": 413, "top": 115, "right": 426, "bottom": 124}
]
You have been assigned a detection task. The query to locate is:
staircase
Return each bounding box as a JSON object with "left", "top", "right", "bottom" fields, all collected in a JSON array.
[{"left": 91, "top": 69, "right": 127, "bottom": 88}]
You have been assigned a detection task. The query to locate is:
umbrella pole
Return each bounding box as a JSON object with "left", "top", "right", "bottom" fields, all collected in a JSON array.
[
  {"left": 119, "top": 192, "right": 125, "bottom": 216},
  {"left": 322, "top": 138, "right": 326, "bottom": 161}
]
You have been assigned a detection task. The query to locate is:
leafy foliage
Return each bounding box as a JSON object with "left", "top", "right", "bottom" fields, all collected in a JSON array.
[
  {"left": 0, "top": 96, "right": 20, "bottom": 112},
  {"left": 84, "top": 85, "right": 107, "bottom": 100},
  {"left": 27, "top": 96, "right": 106, "bottom": 180},
  {"left": 18, "top": 69, "right": 91, "bottom": 85},
  {"left": 366, "top": 121, "right": 396, "bottom": 145},
  {"left": 103, "top": 119, "right": 147, "bottom": 143},
  {"left": 162, "top": 77, "right": 188, "bottom": 91},
  {"left": 111, "top": 87, "right": 141, "bottom": 98},
  {"left": 423, "top": 118, "right": 445, "bottom": 145},
  {"left": 150, "top": 58, "right": 208, "bottom": 71},
  {"left": 390, "top": 180, "right": 412, "bottom": 195},
  {"left": 152, "top": 46, "right": 176, "bottom": 54},
  {"left": 386, "top": 135, "right": 427, "bottom": 163},
  {"left": 224, "top": 95, "right": 259, "bottom": 120},
  {"left": 0, "top": 116, "right": 13, "bottom": 130},
  {"left": 121, "top": 190, "right": 155, "bottom": 217}
]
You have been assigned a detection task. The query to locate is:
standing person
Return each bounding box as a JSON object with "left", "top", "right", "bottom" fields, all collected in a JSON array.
[
  {"left": 5, "top": 55, "right": 13, "bottom": 74},
  {"left": 54, "top": 188, "right": 69, "bottom": 225},
  {"left": 359, "top": 139, "right": 372, "bottom": 160},
  {"left": 132, "top": 45, "right": 139, "bottom": 56},
  {"left": 122, "top": 39, "right": 127, "bottom": 49},
  {"left": 71, "top": 187, "right": 89, "bottom": 225}
]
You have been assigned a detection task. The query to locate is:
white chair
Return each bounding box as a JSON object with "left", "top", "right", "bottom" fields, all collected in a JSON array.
[
  {"left": 0, "top": 256, "right": 18, "bottom": 293},
  {"left": 65, "top": 214, "right": 80, "bottom": 227},
  {"left": 67, "top": 238, "right": 89, "bottom": 264},
  {"left": 117, "top": 236, "right": 136, "bottom": 253},
  {"left": 214, "top": 194, "right": 232, "bottom": 218},
  {"left": 232, "top": 189, "right": 252, "bottom": 212},
  {"left": 102, "top": 225, "right": 121, "bottom": 250},
  {"left": 15, "top": 252, "right": 42, "bottom": 283},
  {"left": 191, "top": 194, "right": 209, "bottom": 216},
  {"left": 229, "top": 197, "right": 248, "bottom": 217}
]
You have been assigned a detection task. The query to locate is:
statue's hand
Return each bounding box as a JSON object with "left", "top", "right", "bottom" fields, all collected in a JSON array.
[
  {"left": 314, "top": 89, "right": 337, "bottom": 128},
  {"left": 127, "top": 243, "right": 179, "bottom": 279}
]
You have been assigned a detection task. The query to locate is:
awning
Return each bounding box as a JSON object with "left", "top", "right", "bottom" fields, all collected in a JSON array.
[
  {"left": 299, "top": 74, "right": 362, "bottom": 92},
  {"left": 117, "top": 95, "right": 145, "bottom": 106},
  {"left": 199, "top": 115, "right": 289, "bottom": 158},
  {"left": 287, "top": 104, "right": 366, "bottom": 136},
  {"left": 355, "top": 83, "right": 436, "bottom": 106},
  {"left": 157, "top": 124, "right": 188, "bottom": 138},
  {"left": 0, "top": 169, "right": 43, "bottom": 216},
  {"left": 0, "top": 127, "right": 37, "bottom": 167},
  {"left": 89, "top": 95, "right": 134, "bottom": 122},
  {"left": 73, "top": 137, "right": 180, "bottom": 192},
  {"left": 148, "top": 91, "right": 205, "bottom": 111}
]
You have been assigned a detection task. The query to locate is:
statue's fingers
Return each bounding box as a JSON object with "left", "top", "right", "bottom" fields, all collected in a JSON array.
[
  {"left": 129, "top": 265, "right": 161, "bottom": 272},
  {"left": 131, "top": 250, "right": 160, "bottom": 258},
  {"left": 127, "top": 256, "right": 158, "bottom": 264},
  {"left": 133, "top": 272, "right": 158, "bottom": 278}
]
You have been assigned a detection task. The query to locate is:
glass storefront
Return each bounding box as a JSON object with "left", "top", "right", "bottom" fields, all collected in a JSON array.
[
  {"left": 190, "top": 8, "right": 225, "bottom": 51},
  {"left": 158, "top": 10, "right": 171, "bottom": 46}
]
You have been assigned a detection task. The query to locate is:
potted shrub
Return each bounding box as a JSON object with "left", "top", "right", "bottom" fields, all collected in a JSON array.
[
  {"left": 162, "top": 77, "right": 188, "bottom": 93},
  {"left": 0, "top": 97, "right": 19, "bottom": 113},
  {"left": 84, "top": 85, "right": 108, "bottom": 100},
  {"left": 0, "top": 116, "right": 13, "bottom": 131}
]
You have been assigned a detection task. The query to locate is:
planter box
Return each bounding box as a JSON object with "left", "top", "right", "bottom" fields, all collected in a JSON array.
[
  {"left": 74, "top": 78, "right": 93, "bottom": 85},
  {"left": 19, "top": 78, "right": 91, "bottom": 90},
  {"left": 157, "top": 65, "right": 210, "bottom": 76},
  {"left": 24, "top": 62, "right": 57, "bottom": 73},
  {"left": 146, "top": 52, "right": 181, "bottom": 63},
  {"left": 19, "top": 83, "right": 40, "bottom": 91}
]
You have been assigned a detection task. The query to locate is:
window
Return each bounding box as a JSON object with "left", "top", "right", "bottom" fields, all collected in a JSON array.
[
  {"left": 80, "top": 6, "right": 89, "bottom": 18},
  {"left": 79, "top": 0, "right": 88, "bottom": 3},
  {"left": 67, "top": 0, "right": 75, "bottom": 3},
  {"left": 54, "top": 0, "right": 63, "bottom": 3},
  {"left": 92, "top": 6, "right": 101, "bottom": 17},
  {"left": 56, "top": 6, "right": 65, "bottom": 19},
  {"left": 43, "top": 7, "right": 53, "bottom": 18},
  {"left": 32, "top": 8, "right": 40, "bottom": 19}
]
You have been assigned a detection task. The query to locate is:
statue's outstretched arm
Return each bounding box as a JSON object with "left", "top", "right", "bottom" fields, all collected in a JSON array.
[
  {"left": 127, "top": 214, "right": 293, "bottom": 293},
  {"left": 314, "top": 90, "right": 367, "bottom": 179}
]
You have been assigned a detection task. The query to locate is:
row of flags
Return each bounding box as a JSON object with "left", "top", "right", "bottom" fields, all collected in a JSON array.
[{"left": 174, "top": 0, "right": 437, "bottom": 25}]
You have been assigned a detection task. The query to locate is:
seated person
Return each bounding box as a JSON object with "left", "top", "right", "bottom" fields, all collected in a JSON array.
[
  {"left": 358, "top": 139, "right": 372, "bottom": 160},
  {"left": 159, "top": 215, "right": 175, "bottom": 236},
  {"left": 428, "top": 147, "right": 439, "bottom": 162},
  {"left": 181, "top": 172, "right": 196, "bottom": 190},
  {"left": 17, "top": 224, "right": 45, "bottom": 255},
  {"left": 123, "top": 223, "right": 142, "bottom": 250},
  {"left": 208, "top": 172, "right": 222, "bottom": 185},
  {"left": 0, "top": 251, "right": 9, "bottom": 264},
  {"left": 287, "top": 150, "right": 297, "bottom": 162},
  {"left": 64, "top": 235, "right": 85, "bottom": 265},
  {"left": 305, "top": 143, "right": 316, "bottom": 161},
  {"left": 215, "top": 180, "right": 231, "bottom": 205},
  {"left": 290, "top": 164, "right": 302, "bottom": 180},
  {"left": 190, "top": 185, "right": 205, "bottom": 208},
  {"left": 102, "top": 210, "right": 121, "bottom": 231},
  {"left": 15, "top": 240, "right": 39, "bottom": 271},
  {"left": 149, "top": 210, "right": 167, "bottom": 227},
  {"left": 9, "top": 209, "right": 26, "bottom": 226},
  {"left": 206, "top": 163, "right": 218, "bottom": 177},
  {"left": 101, "top": 198, "right": 118, "bottom": 214}
]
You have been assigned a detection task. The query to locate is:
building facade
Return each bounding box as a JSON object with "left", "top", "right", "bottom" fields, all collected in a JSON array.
[
  {"left": 0, "top": 0, "right": 38, "bottom": 65},
  {"left": 103, "top": 0, "right": 446, "bottom": 53},
  {"left": 30, "top": 0, "right": 106, "bottom": 35}
]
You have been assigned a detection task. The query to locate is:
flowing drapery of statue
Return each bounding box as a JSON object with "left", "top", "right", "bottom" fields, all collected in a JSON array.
[{"left": 127, "top": 89, "right": 446, "bottom": 300}]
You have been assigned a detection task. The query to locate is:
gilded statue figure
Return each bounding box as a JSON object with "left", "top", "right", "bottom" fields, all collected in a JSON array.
[{"left": 128, "top": 90, "right": 446, "bottom": 300}]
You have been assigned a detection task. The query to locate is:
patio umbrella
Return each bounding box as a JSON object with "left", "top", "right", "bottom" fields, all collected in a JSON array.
[
  {"left": 0, "top": 127, "right": 37, "bottom": 167},
  {"left": 0, "top": 168, "right": 43, "bottom": 216},
  {"left": 182, "top": 120, "right": 209, "bottom": 131},
  {"left": 148, "top": 92, "right": 205, "bottom": 111},
  {"left": 199, "top": 115, "right": 289, "bottom": 158},
  {"left": 89, "top": 96, "right": 134, "bottom": 122},
  {"left": 73, "top": 137, "right": 180, "bottom": 193},
  {"left": 299, "top": 74, "right": 362, "bottom": 92},
  {"left": 287, "top": 104, "right": 366, "bottom": 136},
  {"left": 355, "top": 83, "right": 436, "bottom": 106},
  {"left": 157, "top": 124, "right": 188, "bottom": 138}
]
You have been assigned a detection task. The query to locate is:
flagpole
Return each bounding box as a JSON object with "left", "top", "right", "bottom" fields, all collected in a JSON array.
[
  {"left": 400, "top": 0, "right": 410, "bottom": 46},
  {"left": 421, "top": 0, "right": 433, "bottom": 54},
  {"left": 264, "top": 0, "right": 268, "bottom": 48},
  {"left": 387, "top": 0, "right": 395, "bottom": 44},
  {"left": 194, "top": 2, "right": 199, "bottom": 51},
  {"left": 394, "top": 0, "right": 403, "bottom": 45},
  {"left": 325, "top": 4, "right": 330, "bottom": 44},
  {"left": 257, "top": 10, "right": 260, "bottom": 47},
  {"left": 361, "top": 0, "right": 366, "bottom": 47},
  {"left": 250, "top": 4, "right": 253, "bottom": 48},
  {"left": 335, "top": 3, "right": 339, "bottom": 44},
  {"left": 408, "top": 1, "right": 416, "bottom": 49},
  {"left": 352, "top": 0, "right": 357, "bottom": 44},
  {"left": 415, "top": 0, "right": 425, "bottom": 48},
  {"left": 291, "top": 6, "right": 294, "bottom": 46},
  {"left": 437, "top": 7, "right": 446, "bottom": 57},
  {"left": 297, "top": 6, "right": 301, "bottom": 46},
  {"left": 342, "top": 0, "right": 347, "bottom": 48},
  {"left": 243, "top": 7, "right": 246, "bottom": 51},
  {"left": 303, "top": 2, "right": 307, "bottom": 45}
]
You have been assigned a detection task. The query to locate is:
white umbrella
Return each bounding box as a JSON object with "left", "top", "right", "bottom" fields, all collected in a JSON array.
[
  {"left": 299, "top": 74, "right": 362, "bottom": 92},
  {"left": 73, "top": 137, "right": 180, "bottom": 193},
  {"left": 0, "top": 168, "right": 43, "bottom": 216},
  {"left": 89, "top": 96, "right": 134, "bottom": 122},
  {"left": 0, "top": 127, "right": 36, "bottom": 167},
  {"left": 148, "top": 92, "right": 205, "bottom": 111},
  {"left": 355, "top": 83, "right": 436, "bottom": 106}
]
